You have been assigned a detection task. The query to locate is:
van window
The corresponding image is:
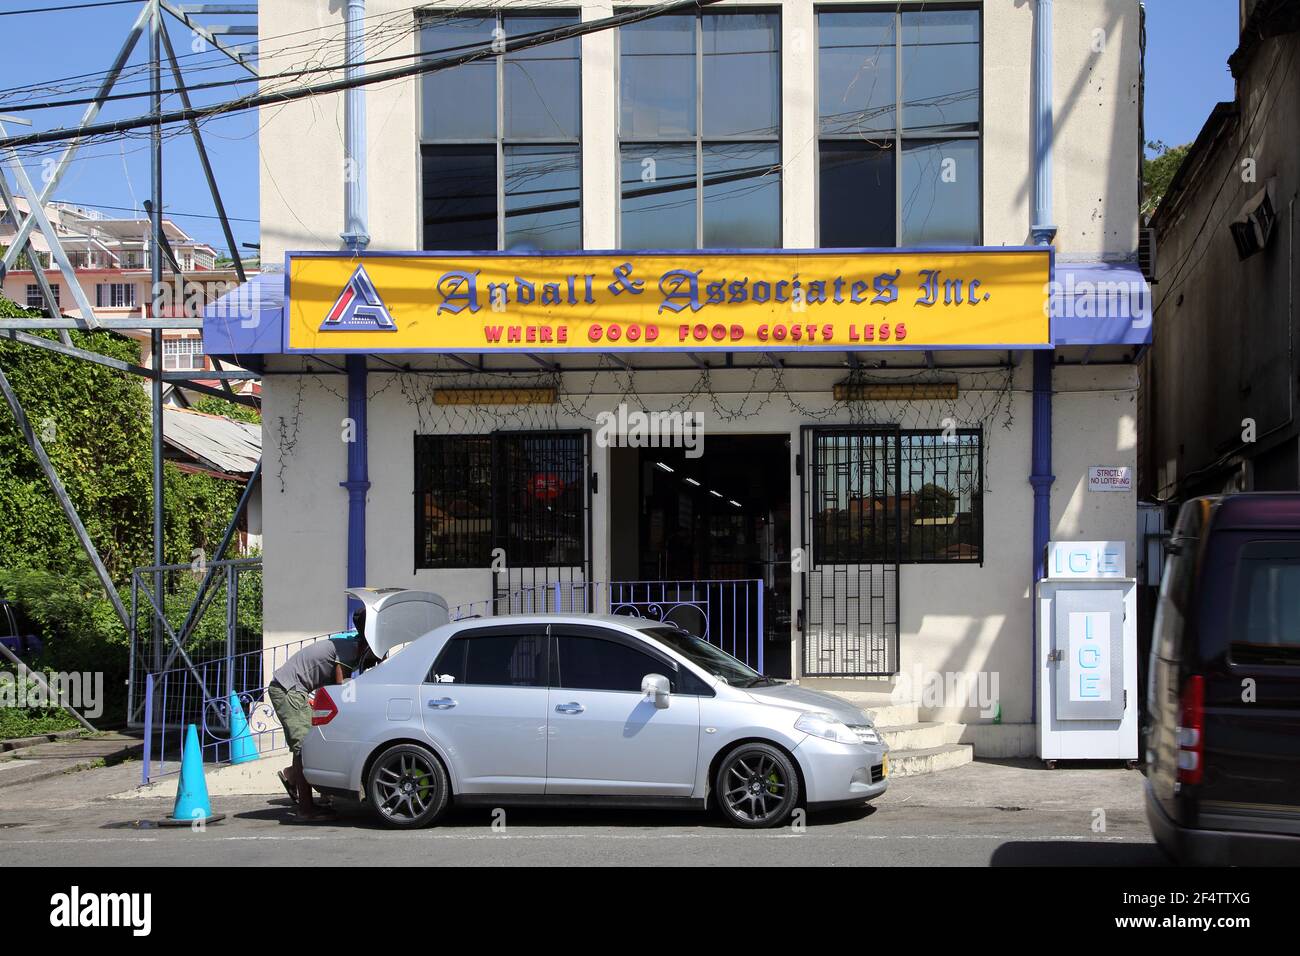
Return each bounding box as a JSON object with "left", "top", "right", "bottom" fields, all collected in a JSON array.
[{"left": 1231, "top": 541, "right": 1300, "bottom": 666}]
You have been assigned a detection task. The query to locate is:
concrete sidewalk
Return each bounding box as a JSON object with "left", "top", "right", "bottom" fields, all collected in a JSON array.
[{"left": 0, "top": 731, "right": 143, "bottom": 792}]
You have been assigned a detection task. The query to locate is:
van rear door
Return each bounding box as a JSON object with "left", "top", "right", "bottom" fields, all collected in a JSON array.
[{"left": 1199, "top": 531, "right": 1300, "bottom": 835}]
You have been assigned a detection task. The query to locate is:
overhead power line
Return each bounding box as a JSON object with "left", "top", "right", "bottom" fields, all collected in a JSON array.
[
  {"left": 0, "top": 0, "right": 140, "bottom": 16},
  {"left": 0, "top": 0, "right": 726, "bottom": 151}
]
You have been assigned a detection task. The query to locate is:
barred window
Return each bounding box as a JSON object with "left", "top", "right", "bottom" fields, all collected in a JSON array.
[
  {"left": 812, "top": 428, "right": 982, "bottom": 565},
  {"left": 415, "top": 435, "right": 494, "bottom": 568},
  {"left": 414, "top": 433, "right": 587, "bottom": 570}
]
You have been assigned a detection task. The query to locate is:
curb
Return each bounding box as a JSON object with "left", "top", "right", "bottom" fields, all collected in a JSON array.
[
  {"left": 0, "top": 741, "right": 143, "bottom": 789},
  {"left": 0, "top": 728, "right": 88, "bottom": 755}
]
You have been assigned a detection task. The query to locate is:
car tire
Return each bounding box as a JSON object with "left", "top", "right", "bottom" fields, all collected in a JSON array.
[
  {"left": 365, "top": 743, "right": 450, "bottom": 829},
  {"left": 714, "top": 742, "right": 800, "bottom": 829}
]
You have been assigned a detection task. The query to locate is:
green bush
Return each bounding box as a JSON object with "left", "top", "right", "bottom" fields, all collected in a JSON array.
[{"left": 0, "top": 295, "right": 263, "bottom": 725}]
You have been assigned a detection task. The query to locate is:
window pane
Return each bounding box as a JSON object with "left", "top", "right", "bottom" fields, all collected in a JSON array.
[
  {"left": 811, "top": 431, "right": 899, "bottom": 566},
  {"left": 494, "top": 432, "right": 586, "bottom": 567},
  {"left": 431, "top": 632, "right": 547, "bottom": 686},
  {"left": 818, "top": 12, "right": 896, "bottom": 136},
  {"left": 621, "top": 143, "right": 697, "bottom": 249},
  {"left": 504, "top": 15, "right": 580, "bottom": 139},
  {"left": 902, "top": 139, "right": 980, "bottom": 246},
  {"left": 415, "top": 435, "right": 493, "bottom": 567},
  {"left": 620, "top": 15, "right": 697, "bottom": 138},
  {"left": 901, "top": 10, "right": 980, "bottom": 135},
  {"left": 421, "top": 144, "right": 497, "bottom": 251},
  {"left": 556, "top": 635, "right": 661, "bottom": 692},
  {"left": 900, "top": 431, "right": 982, "bottom": 562},
  {"left": 819, "top": 141, "right": 895, "bottom": 247},
  {"left": 420, "top": 17, "right": 497, "bottom": 140},
  {"left": 505, "top": 145, "right": 581, "bottom": 250},
  {"left": 1233, "top": 543, "right": 1300, "bottom": 665},
  {"left": 703, "top": 13, "right": 779, "bottom": 138},
  {"left": 703, "top": 142, "right": 780, "bottom": 248}
]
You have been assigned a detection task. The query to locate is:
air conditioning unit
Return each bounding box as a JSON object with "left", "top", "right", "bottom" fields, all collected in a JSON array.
[
  {"left": 1230, "top": 179, "right": 1277, "bottom": 260},
  {"left": 1138, "top": 227, "right": 1158, "bottom": 282}
]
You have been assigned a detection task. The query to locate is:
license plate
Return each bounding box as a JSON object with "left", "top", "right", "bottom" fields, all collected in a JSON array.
[{"left": 882, "top": 753, "right": 890, "bottom": 778}]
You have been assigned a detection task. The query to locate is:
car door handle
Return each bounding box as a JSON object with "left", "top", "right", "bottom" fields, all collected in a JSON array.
[
  {"left": 555, "top": 701, "right": 585, "bottom": 715},
  {"left": 427, "top": 697, "right": 457, "bottom": 710}
]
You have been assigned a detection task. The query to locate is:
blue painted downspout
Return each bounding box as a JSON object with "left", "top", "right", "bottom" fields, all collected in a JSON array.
[
  {"left": 342, "top": 355, "right": 370, "bottom": 622},
  {"left": 341, "top": 0, "right": 369, "bottom": 624},
  {"left": 1030, "top": 0, "right": 1058, "bottom": 724}
]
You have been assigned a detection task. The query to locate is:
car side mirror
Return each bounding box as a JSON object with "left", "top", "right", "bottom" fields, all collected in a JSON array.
[{"left": 641, "top": 673, "right": 670, "bottom": 709}]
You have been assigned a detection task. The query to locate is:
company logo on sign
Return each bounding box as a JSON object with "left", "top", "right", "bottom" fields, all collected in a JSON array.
[{"left": 320, "top": 265, "right": 396, "bottom": 331}]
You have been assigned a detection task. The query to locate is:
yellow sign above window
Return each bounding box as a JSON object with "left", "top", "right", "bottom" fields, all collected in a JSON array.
[{"left": 285, "top": 249, "right": 1052, "bottom": 353}]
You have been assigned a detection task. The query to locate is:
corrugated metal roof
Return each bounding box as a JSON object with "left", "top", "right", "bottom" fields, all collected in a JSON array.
[{"left": 163, "top": 406, "right": 260, "bottom": 477}]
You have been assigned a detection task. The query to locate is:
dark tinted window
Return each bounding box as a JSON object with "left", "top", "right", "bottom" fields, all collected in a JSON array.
[
  {"left": 819, "top": 142, "right": 895, "bottom": 248},
  {"left": 421, "top": 144, "right": 497, "bottom": 251},
  {"left": 555, "top": 635, "right": 670, "bottom": 693},
  {"left": 1231, "top": 540, "right": 1300, "bottom": 666},
  {"left": 429, "top": 631, "right": 546, "bottom": 687}
]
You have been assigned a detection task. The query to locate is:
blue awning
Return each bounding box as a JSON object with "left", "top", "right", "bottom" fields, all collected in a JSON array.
[
  {"left": 202, "top": 272, "right": 284, "bottom": 356},
  {"left": 1049, "top": 260, "right": 1151, "bottom": 347}
]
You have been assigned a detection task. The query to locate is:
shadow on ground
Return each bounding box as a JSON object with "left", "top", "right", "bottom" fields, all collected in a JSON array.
[
  {"left": 990, "top": 842, "right": 1168, "bottom": 866},
  {"left": 230, "top": 798, "right": 878, "bottom": 831}
]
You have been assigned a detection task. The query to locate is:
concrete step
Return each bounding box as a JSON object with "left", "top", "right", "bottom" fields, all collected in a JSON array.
[
  {"left": 888, "top": 743, "right": 974, "bottom": 778},
  {"left": 878, "top": 721, "right": 962, "bottom": 752},
  {"left": 800, "top": 689, "right": 919, "bottom": 727},
  {"left": 861, "top": 702, "right": 920, "bottom": 727}
]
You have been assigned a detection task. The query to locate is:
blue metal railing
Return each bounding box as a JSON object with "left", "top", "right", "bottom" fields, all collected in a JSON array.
[{"left": 140, "top": 578, "right": 763, "bottom": 784}]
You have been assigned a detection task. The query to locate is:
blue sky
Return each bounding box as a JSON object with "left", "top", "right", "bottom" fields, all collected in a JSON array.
[{"left": 0, "top": 0, "right": 1241, "bottom": 261}]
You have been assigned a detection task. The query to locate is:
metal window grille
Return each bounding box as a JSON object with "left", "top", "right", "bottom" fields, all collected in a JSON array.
[{"left": 414, "top": 434, "right": 494, "bottom": 568}]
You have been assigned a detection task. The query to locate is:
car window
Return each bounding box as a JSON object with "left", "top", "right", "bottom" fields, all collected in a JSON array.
[
  {"left": 1230, "top": 540, "right": 1300, "bottom": 667},
  {"left": 428, "top": 631, "right": 546, "bottom": 686},
  {"left": 554, "top": 634, "right": 672, "bottom": 693}
]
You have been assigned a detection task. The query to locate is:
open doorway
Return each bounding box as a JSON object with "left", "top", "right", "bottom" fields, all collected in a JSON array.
[{"left": 609, "top": 435, "right": 792, "bottom": 678}]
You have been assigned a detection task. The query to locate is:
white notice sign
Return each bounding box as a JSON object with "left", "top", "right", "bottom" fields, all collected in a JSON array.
[{"left": 1088, "top": 466, "right": 1132, "bottom": 492}]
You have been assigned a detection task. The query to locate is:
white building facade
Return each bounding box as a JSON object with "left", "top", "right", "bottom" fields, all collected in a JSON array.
[{"left": 207, "top": 0, "right": 1151, "bottom": 757}]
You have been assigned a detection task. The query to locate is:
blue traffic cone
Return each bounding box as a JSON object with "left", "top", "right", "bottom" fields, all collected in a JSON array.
[
  {"left": 161, "top": 723, "right": 223, "bottom": 826},
  {"left": 228, "top": 693, "right": 258, "bottom": 764}
]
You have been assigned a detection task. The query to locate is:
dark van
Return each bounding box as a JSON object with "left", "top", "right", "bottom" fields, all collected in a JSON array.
[{"left": 1145, "top": 493, "right": 1300, "bottom": 865}]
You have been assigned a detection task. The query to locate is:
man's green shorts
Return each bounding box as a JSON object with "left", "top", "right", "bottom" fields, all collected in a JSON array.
[{"left": 268, "top": 682, "right": 312, "bottom": 755}]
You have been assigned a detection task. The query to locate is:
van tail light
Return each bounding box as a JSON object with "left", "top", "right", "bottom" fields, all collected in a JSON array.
[
  {"left": 311, "top": 686, "right": 339, "bottom": 726},
  {"left": 1176, "top": 675, "right": 1205, "bottom": 785}
]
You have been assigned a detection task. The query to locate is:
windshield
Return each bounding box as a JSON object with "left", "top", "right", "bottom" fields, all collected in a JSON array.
[{"left": 642, "top": 627, "right": 773, "bottom": 686}]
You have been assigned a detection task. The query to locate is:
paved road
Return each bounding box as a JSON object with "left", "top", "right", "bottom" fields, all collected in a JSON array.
[{"left": 0, "top": 759, "right": 1165, "bottom": 867}]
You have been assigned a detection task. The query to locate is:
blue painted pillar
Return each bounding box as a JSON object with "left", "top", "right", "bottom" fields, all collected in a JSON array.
[
  {"left": 342, "top": 354, "right": 370, "bottom": 623},
  {"left": 1030, "top": 0, "right": 1057, "bottom": 723}
]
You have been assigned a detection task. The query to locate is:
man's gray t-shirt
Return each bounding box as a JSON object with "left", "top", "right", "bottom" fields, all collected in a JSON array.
[{"left": 272, "top": 636, "right": 363, "bottom": 693}]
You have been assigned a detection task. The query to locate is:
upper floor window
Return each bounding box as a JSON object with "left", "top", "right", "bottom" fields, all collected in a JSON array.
[
  {"left": 96, "top": 282, "right": 136, "bottom": 309},
  {"left": 817, "top": 7, "right": 981, "bottom": 248},
  {"left": 25, "top": 283, "right": 58, "bottom": 311},
  {"left": 162, "top": 337, "right": 204, "bottom": 372},
  {"left": 420, "top": 13, "right": 581, "bottom": 251},
  {"left": 619, "top": 11, "right": 781, "bottom": 249}
]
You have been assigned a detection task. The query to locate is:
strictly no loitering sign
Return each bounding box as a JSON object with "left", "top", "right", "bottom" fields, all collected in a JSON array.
[{"left": 285, "top": 248, "right": 1053, "bottom": 353}]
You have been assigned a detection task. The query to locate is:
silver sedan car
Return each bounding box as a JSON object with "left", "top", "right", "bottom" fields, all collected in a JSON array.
[{"left": 302, "top": 614, "right": 889, "bottom": 828}]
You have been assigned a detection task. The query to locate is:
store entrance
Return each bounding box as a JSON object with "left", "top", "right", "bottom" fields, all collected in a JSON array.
[{"left": 608, "top": 435, "right": 792, "bottom": 678}]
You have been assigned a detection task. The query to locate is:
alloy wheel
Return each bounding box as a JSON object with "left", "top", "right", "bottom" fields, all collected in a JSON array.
[
  {"left": 373, "top": 749, "right": 437, "bottom": 823},
  {"left": 722, "top": 751, "right": 789, "bottom": 824}
]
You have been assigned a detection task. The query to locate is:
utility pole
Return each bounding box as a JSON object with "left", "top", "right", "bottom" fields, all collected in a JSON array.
[{"left": 150, "top": 0, "right": 165, "bottom": 656}]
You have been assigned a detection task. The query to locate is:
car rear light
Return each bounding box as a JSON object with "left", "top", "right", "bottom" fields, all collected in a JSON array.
[
  {"left": 311, "top": 686, "right": 338, "bottom": 726},
  {"left": 1176, "top": 675, "right": 1204, "bottom": 785}
]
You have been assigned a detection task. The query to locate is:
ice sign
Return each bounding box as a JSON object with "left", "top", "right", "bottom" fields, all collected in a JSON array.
[{"left": 1068, "top": 611, "right": 1112, "bottom": 703}]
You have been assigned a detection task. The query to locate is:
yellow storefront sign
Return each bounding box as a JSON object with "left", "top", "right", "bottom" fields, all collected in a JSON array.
[{"left": 286, "top": 249, "right": 1052, "bottom": 353}]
